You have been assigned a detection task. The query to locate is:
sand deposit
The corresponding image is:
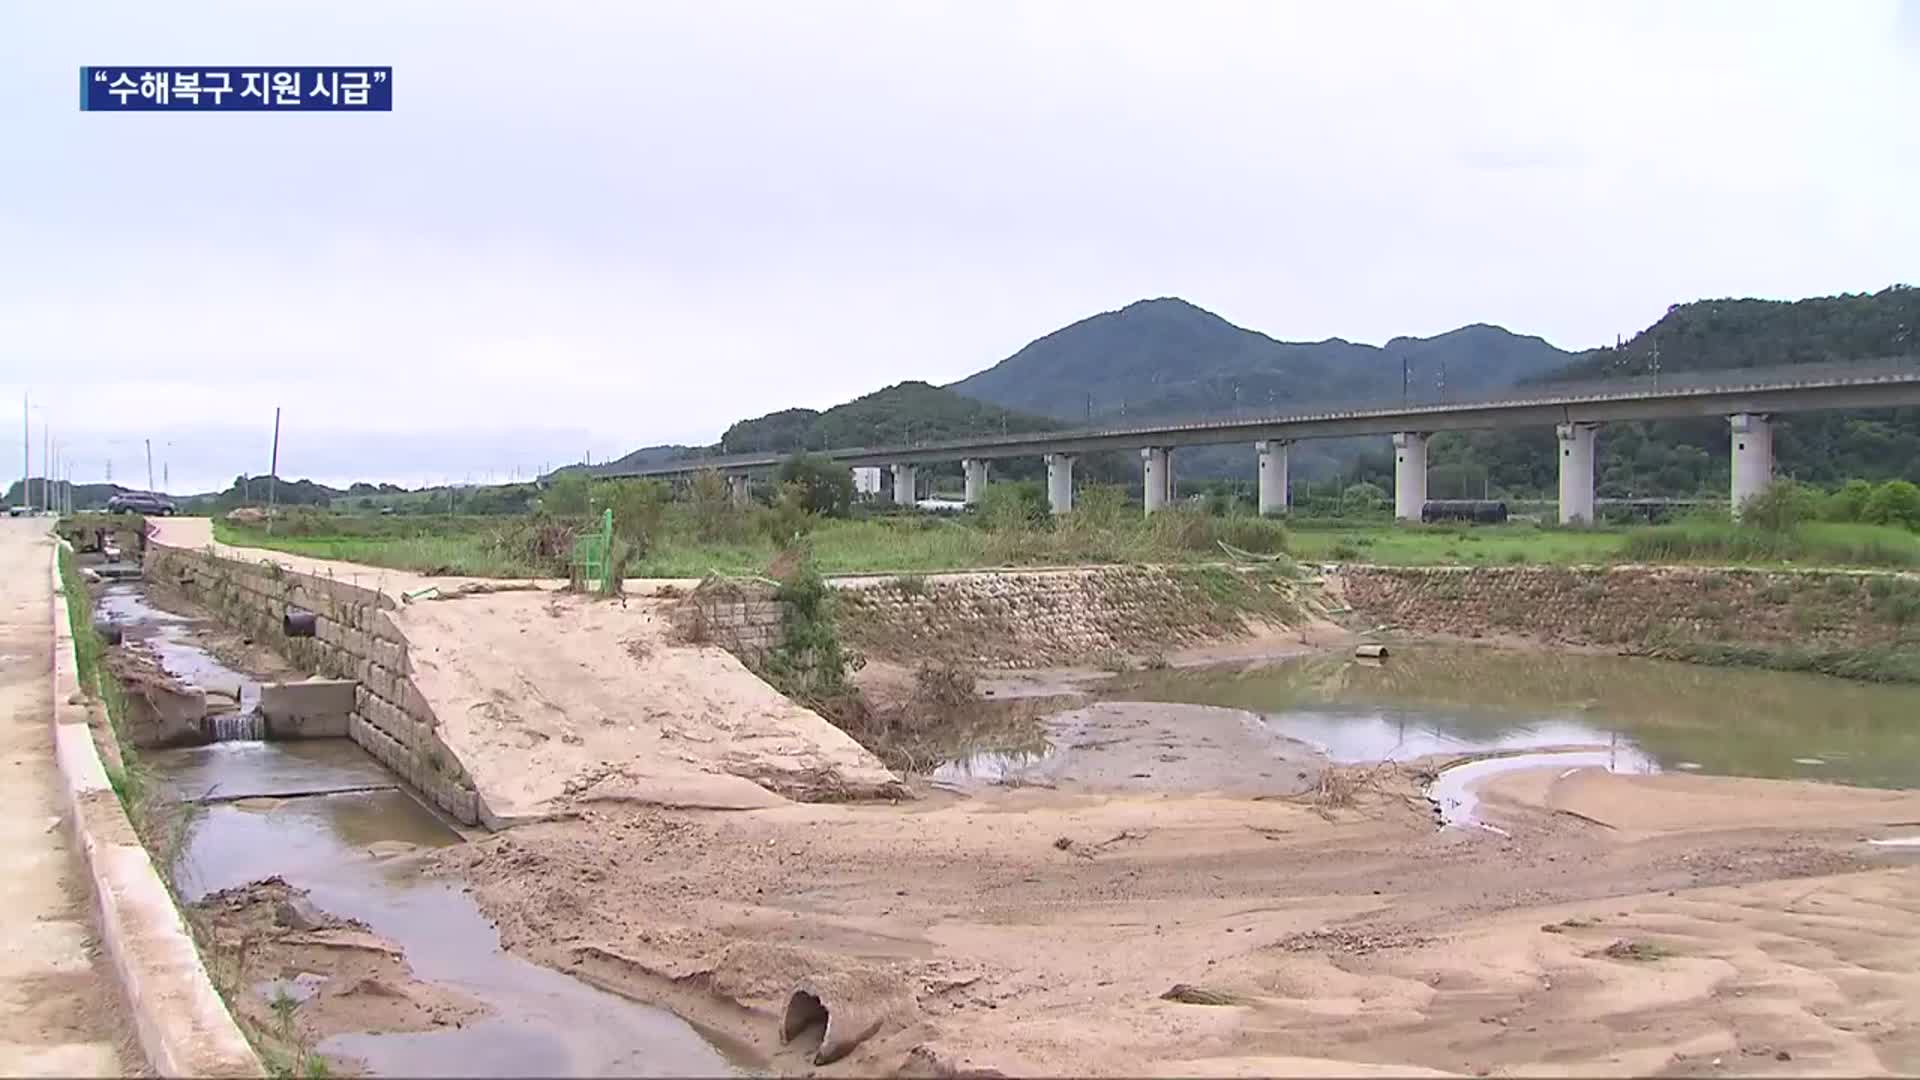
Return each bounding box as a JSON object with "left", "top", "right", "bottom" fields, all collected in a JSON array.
[{"left": 436, "top": 762, "right": 1920, "bottom": 1076}]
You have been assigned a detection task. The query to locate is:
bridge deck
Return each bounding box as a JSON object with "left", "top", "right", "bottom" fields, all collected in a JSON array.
[{"left": 585, "top": 358, "right": 1920, "bottom": 478}]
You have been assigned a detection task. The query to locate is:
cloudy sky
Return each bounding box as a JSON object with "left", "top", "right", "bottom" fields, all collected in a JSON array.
[{"left": 4, "top": 1, "right": 1917, "bottom": 494}]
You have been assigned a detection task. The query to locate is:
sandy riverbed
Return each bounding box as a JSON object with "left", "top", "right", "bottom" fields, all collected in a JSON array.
[
  {"left": 433, "top": 758, "right": 1920, "bottom": 1076},
  {"left": 145, "top": 519, "right": 1920, "bottom": 1073}
]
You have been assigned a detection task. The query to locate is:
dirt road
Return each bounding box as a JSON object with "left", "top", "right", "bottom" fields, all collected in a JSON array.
[
  {"left": 439, "top": 763, "right": 1920, "bottom": 1076},
  {"left": 0, "top": 519, "right": 129, "bottom": 1075}
]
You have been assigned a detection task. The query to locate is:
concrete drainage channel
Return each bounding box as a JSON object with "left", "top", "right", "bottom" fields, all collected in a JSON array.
[{"left": 87, "top": 562, "right": 739, "bottom": 1077}]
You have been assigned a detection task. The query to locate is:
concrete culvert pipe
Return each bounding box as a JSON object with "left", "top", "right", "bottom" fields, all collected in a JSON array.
[
  {"left": 283, "top": 608, "right": 317, "bottom": 638},
  {"left": 780, "top": 979, "right": 889, "bottom": 1066}
]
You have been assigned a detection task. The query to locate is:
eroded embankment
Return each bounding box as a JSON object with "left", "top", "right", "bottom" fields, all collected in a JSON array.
[
  {"left": 143, "top": 537, "right": 900, "bottom": 828},
  {"left": 828, "top": 564, "right": 1316, "bottom": 668},
  {"left": 1337, "top": 564, "right": 1920, "bottom": 672}
]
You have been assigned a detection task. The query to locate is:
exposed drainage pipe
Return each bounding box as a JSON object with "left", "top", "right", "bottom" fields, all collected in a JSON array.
[
  {"left": 283, "top": 607, "right": 317, "bottom": 638},
  {"left": 780, "top": 977, "right": 896, "bottom": 1065}
]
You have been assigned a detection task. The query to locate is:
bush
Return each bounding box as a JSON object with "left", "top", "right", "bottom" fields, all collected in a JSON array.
[
  {"left": 688, "top": 470, "right": 746, "bottom": 542},
  {"left": 765, "top": 560, "right": 860, "bottom": 700},
  {"left": 755, "top": 482, "right": 816, "bottom": 547},
  {"left": 1066, "top": 484, "right": 1131, "bottom": 529},
  {"left": 1738, "top": 479, "right": 1817, "bottom": 532},
  {"left": 776, "top": 454, "right": 854, "bottom": 518},
  {"left": 1864, "top": 480, "right": 1920, "bottom": 530},
  {"left": 600, "top": 478, "right": 669, "bottom": 555},
  {"left": 977, "top": 480, "right": 1048, "bottom": 531},
  {"left": 1823, "top": 479, "right": 1877, "bottom": 522},
  {"left": 543, "top": 471, "right": 591, "bottom": 515},
  {"left": 1340, "top": 482, "right": 1388, "bottom": 518},
  {"left": 1212, "top": 514, "right": 1290, "bottom": 555}
]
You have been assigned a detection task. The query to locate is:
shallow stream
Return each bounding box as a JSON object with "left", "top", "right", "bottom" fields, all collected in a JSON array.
[{"left": 103, "top": 579, "right": 735, "bottom": 1077}]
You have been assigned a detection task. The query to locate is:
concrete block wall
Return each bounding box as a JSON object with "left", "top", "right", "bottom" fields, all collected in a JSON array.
[
  {"left": 668, "top": 581, "right": 785, "bottom": 664},
  {"left": 258, "top": 679, "right": 355, "bottom": 739},
  {"left": 145, "top": 545, "right": 481, "bottom": 825}
]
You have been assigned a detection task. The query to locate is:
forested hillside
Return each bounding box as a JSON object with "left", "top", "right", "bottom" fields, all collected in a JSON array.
[
  {"left": 1429, "top": 287, "right": 1920, "bottom": 496},
  {"left": 718, "top": 381, "right": 1060, "bottom": 453},
  {"left": 591, "top": 288, "right": 1917, "bottom": 499},
  {"left": 950, "top": 297, "right": 1571, "bottom": 421},
  {"left": 2, "top": 480, "right": 127, "bottom": 510}
]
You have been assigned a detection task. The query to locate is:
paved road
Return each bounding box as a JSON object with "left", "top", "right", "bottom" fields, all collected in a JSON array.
[{"left": 0, "top": 519, "right": 129, "bottom": 1075}]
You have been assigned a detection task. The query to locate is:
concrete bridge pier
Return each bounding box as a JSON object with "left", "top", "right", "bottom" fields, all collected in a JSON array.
[
  {"left": 1256, "top": 439, "right": 1291, "bottom": 516},
  {"left": 891, "top": 463, "right": 917, "bottom": 506},
  {"left": 728, "top": 474, "right": 751, "bottom": 509},
  {"left": 1392, "top": 432, "right": 1429, "bottom": 521},
  {"left": 1045, "top": 453, "right": 1075, "bottom": 515},
  {"left": 1141, "top": 447, "right": 1172, "bottom": 515},
  {"left": 1556, "top": 422, "right": 1597, "bottom": 524},
  {"left": 1729, "top": 413, "right": 1773, "bottom": 517},
  {"left": 962, "top": 459, "right": 988, "bottom": 506}
]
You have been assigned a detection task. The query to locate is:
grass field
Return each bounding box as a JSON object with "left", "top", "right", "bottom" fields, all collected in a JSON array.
[
  {"left": 203, "top": 498, "right": 1920, "bottom": 581},
  {"left": 211, "top": 507, "right": 1298, "bottom": 579},
  {"left": 1288, "top": 521, "right": 1626, "bottom": 566}
]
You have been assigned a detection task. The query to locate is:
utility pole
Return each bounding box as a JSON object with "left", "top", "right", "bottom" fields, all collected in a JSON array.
[
  {"left": 145, "top": 439, "right": 154, "bottom": 493},
  {"left": 267, "top": 407, "right": 281, "bottom": 533},
  {"left": 18, "top": 392, "right": 26, "bottom": 512},
  {"left": 44, "top": 424, "right": 50, "bottom": 515}
]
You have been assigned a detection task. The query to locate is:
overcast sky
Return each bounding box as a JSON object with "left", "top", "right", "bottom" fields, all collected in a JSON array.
[{"left": 4, "top": 1, "right": 1917, "bottom": 494}]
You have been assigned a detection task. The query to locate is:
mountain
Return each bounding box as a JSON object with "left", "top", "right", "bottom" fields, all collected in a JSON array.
[
  {"left": 1540, "top": 286, "right": 1920, "bottom": 381},
  {"left": 949, "top": 298, "right": 1573, "bottom": 422},
  {"left": 719, "top": 381, "right": 1061, "bottom": 453},
  {"left": 597, "top": 444, "right": 701, "bottom": 473},
  {"left": 175, "top": 475, "right": 345, "bottom": 513},
  {"left": 3, "top": 480, "right": 130, "bottom": 510},
  {"left": 1429, "top": 286, "right": 1920, "bottom": 497}
]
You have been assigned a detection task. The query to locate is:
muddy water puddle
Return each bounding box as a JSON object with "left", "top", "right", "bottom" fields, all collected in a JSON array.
[
  {"left": 1110, "top": 645, "right": 1920, "bottom": 790},
  {"left": 932, "top": 645, "right": 1920, "bottom": 827},
  {"left": 117, "top": 578, "right": 736, "bottom": 1077}
]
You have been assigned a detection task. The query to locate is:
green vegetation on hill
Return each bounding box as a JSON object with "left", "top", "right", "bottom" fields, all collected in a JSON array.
[
  {"left": 949, "top": 297, "right": 1573, "bottom": 421},
  {"left": 4, "top": 479, "right": 128, "bottom": 510},
  {"left": 593, "top": 288, "right": 1915, "bottom": 496},
  {"left": 720, "top": 381, "right": 1061, "bottom": 453},
  {"left": 1429, "top": 287, "right": 1920, "bottom": 496}
]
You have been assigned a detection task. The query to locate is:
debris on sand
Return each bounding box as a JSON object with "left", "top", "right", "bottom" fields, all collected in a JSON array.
[
  {"left": 1597, "top": 938, "right": 1669, "bottom": 962},
  {"left": 191, "top": 876, "right": 488, "bottom": 1058},
  {"left": 1276, "top": 926, "right": 1433, "bottom": 955},
  {"left": 1539, "top": 916, "right": 1601, "bottom": 934},
  {"left": 1160, "top": 984, "right": 1248, "bottom": 1006}
]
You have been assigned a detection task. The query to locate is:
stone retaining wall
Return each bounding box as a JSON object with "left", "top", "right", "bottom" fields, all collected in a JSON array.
[
  {"left": 831, "top": 566, "right": 1277, "bottom": 668},
  {"left": 1338, "top": 564, "right": 1920, "bottom": 649},
  {"left": 144, "top": 545, "right": 481, "bottom": 825},
  {"left": 667, "top": 579, "right": 784, "bottom": 664}
]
